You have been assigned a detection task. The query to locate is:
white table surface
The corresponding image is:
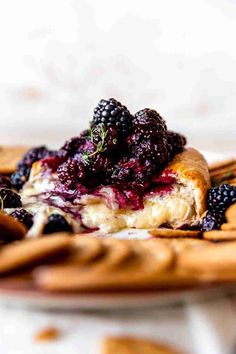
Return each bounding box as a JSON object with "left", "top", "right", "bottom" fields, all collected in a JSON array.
[{"left": 1, "top": 295, "right": 236, "bottom": 354}]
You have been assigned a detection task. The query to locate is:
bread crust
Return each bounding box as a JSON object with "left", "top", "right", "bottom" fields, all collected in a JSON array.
[{"left": 166, "top": 148, "right": 211, "bottom": 217}]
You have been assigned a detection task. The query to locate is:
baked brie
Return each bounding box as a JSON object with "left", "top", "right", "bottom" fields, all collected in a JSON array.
[
  {"left": 20, "top": 148, "right": 210, "bottom": 235},
  {"left": 7, "top": 99, "right": 211, "bottom": 236}
]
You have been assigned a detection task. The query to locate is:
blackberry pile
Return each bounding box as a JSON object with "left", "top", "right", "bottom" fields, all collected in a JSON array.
[
  {"left": 8, "top": 98, "right": 187, "bottom": 208},
  {"left": 201, "top": 184, "right": 236, "bottom": 231},
  {"left": 40, "top": 98, "right": 186, "bottom": 193}
]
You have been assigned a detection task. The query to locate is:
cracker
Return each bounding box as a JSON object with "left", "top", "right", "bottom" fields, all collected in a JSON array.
[
  {"left": 178, "top": 241, "right": 236, "bottom": 272},
  {"left": 70, "top": 236, "right": 104, "bottom": 265},
  {"left": 97, "top": 238, "right": 135, "bottom": 270},
  {"left": 0, "top": 233, "right": 71, "bottom": 273},
  {"left": 34, "top": 239, "right": 175, "bottom": 291},
  {"left": 149, "top": 228, "right": 201, "bottom": 238},
  {"left": 221, "top": 223, "right": 236, "bottom": 231},
  {"left": 155, "top": 238, "right": 210, "bottom": 254},
  {"left": 0, "top": 213, "right": 27, "bottom": 242},
  {"left": 208, "top": 159, "right": 236, "bottom": 172},
  {"left": 210, "top": 165, "right": 236, "bottom": 178},
  {"left": 34, "top": 327, "right": 61, "bottom": 342},
  {"left": 226, "top": 204, "right": 236, "bottom": 223},
  {"left": 0, "top": 146, "right": 29, "bottom": 174},
  {"left": 203, "top": 230, "right": 236, "bottom": 241},
  {"left": 101, "top": 336, "right": 183, "bottom": 354}
]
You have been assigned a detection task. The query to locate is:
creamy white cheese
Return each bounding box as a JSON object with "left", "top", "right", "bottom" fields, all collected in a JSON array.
[
  {"left": 20, "top": 162, "right": 198, "bottom": 236},
  {"left": 81, "top": 185, "right": 196, "bottom": 233}
]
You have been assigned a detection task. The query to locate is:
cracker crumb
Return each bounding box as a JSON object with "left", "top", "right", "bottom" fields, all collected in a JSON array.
[{"left": 34, "top": 326, "right": 61, "bottom": 342}]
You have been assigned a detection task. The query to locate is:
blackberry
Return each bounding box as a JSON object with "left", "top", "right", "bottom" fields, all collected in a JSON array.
[
  {"left": 167, "top": 131, "right": 187, "bottom": 159},
  {"left": 93, "top": 98, "right": 133, "bottom": 136},
  {"left": 18, "top": 146, "right": 50, "bottom": 169},
  {"left": 207, "top": 184, "right": 236, "bottom": 212},
  {"left": 57, "top": 159, "right": 86, "bottom": 188},
  {"left": 88, "top": 154, "right": 113, "bottom": 174},
  {"left": 201, "top": 210, "right": 226, "bottom": 231},
  {"left": 133, "top": 109, "right": 167, "bottom": 140},
  {"left": 59, "top": 137, "right": 85, "bottom": 158},
  {"left": 111, "top": 158, "right": 153, "bottom": 191},
  {"left": 0, "top": 188, "right": 22, "bottom": 208},
  {"left": 10, "top": 209, "right": 33, "bottom": 229},
  {"left": 133, "top": 139, "right": 168, "bottom": 165},
  {"left": 126, "top": 132, "right": 142, "bottom": 146},
  {"left": 11, "top": 146, "right": 51, "bottom": 190},
  {"left": 0, "top": 175, "right": 11, "bottom": 189},
  {"left": 44, "top": 214, "right": 72, "bottom": 234},
  {"left": 11, "top": 166, "right": 31, "bottom": 191},
  {"left": 92, "top": 125, "right": 119, "bottom": 152},
  {"left": 79, "top": 129, "right": 90, "bottom": 138}
]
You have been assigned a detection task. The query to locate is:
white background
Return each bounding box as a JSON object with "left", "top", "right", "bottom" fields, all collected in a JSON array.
[
  {"left": 0, "top": 3, "right": 236, "bottom": 352},
  {"left": 0, "top": 0, "right": 235, "bottom": 151}
]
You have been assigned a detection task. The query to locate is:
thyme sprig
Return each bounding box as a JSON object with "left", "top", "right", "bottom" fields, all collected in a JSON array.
[{"left": 82, "top": 124, "right": 108, "bottom": 165}]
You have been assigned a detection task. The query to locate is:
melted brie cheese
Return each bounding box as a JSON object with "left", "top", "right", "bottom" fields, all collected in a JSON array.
[
  {"left": 21, "top": 162, "right": 198, "bottom": 235},
  {"left": 81, "top": 185, "right": 196, "bottom": 233}
]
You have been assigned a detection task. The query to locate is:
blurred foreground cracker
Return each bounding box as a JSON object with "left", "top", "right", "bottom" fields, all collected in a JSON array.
[
  {"left": 149, "top": 228, "right": 201, "bottom": 238},
  {"left": 0, "top": 146, "right": 29, "bottom": 174},
  {"left": 34, "top": 239, "right": 175, "bottom": 291},
  {"left": 101, "top": 336, "right": 183, "bottom": 354},
  {"left": 226, "top": 204, "right": 236, "bottom": 223},
  {"left": 178, "top": 240, "right": 236, "bottom": 274},
  {"left": 70, "top": 237, "right": 133, "bottom": 268},
  {"left": 0, "top": 232, "right": 71, "bottom": 273},
  {"left": 70, "top": 235, "right": 104, "bottom": 265},
  {"left": 155, "top": 237, "right": 210, "bottom": 254},
  {"left": 93, "top": 238, "right": 134, "bottom": 270},
  {"left": 221, "top": 223, "right": 236, "bottom": 231},
  {"left": 0, "top": 213, "right": 27, "bottom": 242},
  {"left": 203, "top": 230, "right": 236, "bottom": 241}
]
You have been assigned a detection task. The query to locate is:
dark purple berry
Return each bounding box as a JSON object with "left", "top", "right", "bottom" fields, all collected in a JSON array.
[
  {"left": 10, "top": 209, "right": 33, "bottom": 229},
  {"left": 207, "top": 184, "right": 236, "bottom": 212},
  {"left": 79, "top": 129, "right": 90, "bottom": 138},
  {"left": 201, "top": 210, "right": 226, "bottom": 231},
  {"left": 44, "top": 214, "right": 72, "bottom": 234},
  {"left": 12, "top": 146, "right": 51, "bottom": 190},
  {"left": 111, "top": 158, "right": 153, "bottom": 191},
  {"left": 0, "top": 188, "right": 22, "bottom": 208},
  {"left": 133, "top": 139, "right": 168, "bottom": 165},
  {"left": 57, "top": 158, "right": 86, "bottom": 188},
  {"left": 167, "top": 131, "right": 187, "bottom": 160},
  {"left": 88, "top": 154, "right": 113, "bottom": 174},
  {"left": 0, "top": 175, "right": 11, "bottom": 189},
  {"left": 93, "top": 98, "right": 133, "bottom": 136},
  {"left": 11, "top": 166, "right": 31, "bottom": 191},
  {"left": 59, "top": 137, "right": 85, "bottom": 158},
  {"left": 18, "top": 146, "right": 50, "bottom": 169},
  {"left": 133, "top": 109, "right": 167, "bottom": 140}
]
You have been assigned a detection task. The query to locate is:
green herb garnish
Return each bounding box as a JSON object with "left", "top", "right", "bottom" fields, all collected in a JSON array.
[{"left": 82, "top": 124, "right": 108, "bottom": 165}]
